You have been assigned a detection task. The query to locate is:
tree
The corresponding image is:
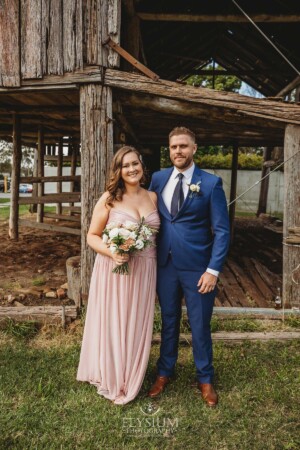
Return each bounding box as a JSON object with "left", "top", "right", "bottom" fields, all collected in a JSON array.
[
  {"left": 0, "top": 141, "right": 12, "bottom": 174},
  {"left": 0, "top": 140, "right": 35, "bottom": 175},
  {"left": 186, "top": 62, "right": 242, "bottom": 93}
]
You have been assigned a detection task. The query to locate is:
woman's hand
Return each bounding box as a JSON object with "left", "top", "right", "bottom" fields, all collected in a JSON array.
[{"left": 110, "top": 252, "right": 130, "bottom": 266}]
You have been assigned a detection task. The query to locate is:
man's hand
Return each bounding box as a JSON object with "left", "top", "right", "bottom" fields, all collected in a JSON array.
[{"left": 197, "top": 272, "right": 218, "bottom": 294}]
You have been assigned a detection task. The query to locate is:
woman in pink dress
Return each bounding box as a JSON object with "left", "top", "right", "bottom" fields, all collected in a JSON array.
[{"left": 77, "top": 146, "right": 160, "bottom": 405}]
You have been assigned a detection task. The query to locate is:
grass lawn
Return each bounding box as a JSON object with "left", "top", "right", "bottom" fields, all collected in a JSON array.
[
  {"left": 0, "top": 323, "right": 299, "bottom": 450},
  {"left": 0, "top": 205, "right": 56, "bottom": 221}
]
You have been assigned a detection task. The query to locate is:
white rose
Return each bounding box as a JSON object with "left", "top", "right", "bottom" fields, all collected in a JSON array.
[
  {"left": 129, "top": 232, "right": 137, "bottom": 240},
  {"left": 142, "top": 226, "right": 152, "bottom": 237},
  {"left": 109, "top": 244, "right": 118, "bottom": 254},
  {"left": 109, "top": 228, "right": 120, "bottom": 239},
  {"left": 102, "top": 234, "right": 108, "bottom": 244},
  {"left": 119, "top": 228, "right": 131, "bottom": 239},
  {"left": 135, "top": 239, "right": 144, "bottom": 250},
  {"left": 190, "top": 184, "right": 200, "bottom": 192}
]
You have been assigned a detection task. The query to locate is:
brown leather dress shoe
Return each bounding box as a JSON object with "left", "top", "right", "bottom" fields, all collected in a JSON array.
[
  {"left": 198, "top": 383, "right": 218, "bottom": 407},
  {"left": 148, "top": 376, "right": 170, "bottom": 398}
]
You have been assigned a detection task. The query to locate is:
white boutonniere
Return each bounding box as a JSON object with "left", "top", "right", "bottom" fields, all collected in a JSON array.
[{"left": 187, "top": 181, "right": 202, "bottom": 198}]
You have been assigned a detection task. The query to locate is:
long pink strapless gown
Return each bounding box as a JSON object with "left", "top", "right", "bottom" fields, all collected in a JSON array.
[{"left": 77, "top": 208, "right": 160, "bottom": 405}]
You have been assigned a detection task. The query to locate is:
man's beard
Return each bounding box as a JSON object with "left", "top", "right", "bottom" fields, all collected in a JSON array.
[{"left": 171, "top": 155, "right": 193, "bottom": 170}]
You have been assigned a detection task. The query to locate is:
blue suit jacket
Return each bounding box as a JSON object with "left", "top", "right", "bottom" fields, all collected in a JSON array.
[{"left": 149, "top": 165, "right": 230, "bottom": 272}]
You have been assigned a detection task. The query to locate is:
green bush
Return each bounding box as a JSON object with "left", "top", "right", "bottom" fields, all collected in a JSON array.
[{"left": 194, "top": 153, "right": 263, "bottom": 170}]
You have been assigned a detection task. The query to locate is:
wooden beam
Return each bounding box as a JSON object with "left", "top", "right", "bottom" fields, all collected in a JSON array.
[
  {"left": 44, "top": 155, "right": 81, "bottom": 162},
  {"left": 0, "top": 66, "right": 299, "bottom": 125},
  {"left": 63, "top": 206, "right": 81, "bottom": 213},
  {"left": 118, "top": 92, "right": 283, "bottom": 130},
  {"left": 104, "top": 37, "right": 159, "bottom": 81},
  {"left": 0, "top": 68, "right": 299, "bottom": 147},
  {"left": 137, "top": 13, "right": 300, "bottom": 23},
  {"left": 210, "top": 306, "right": 300, "bottom": 319},
  {"left": 44, "top": 213, "right": 81, "bottom": 222},
  {"left": 283, "top": 125, "right": 300, "bottom": 309},
  {"left": 20, "top": 175, "right": 81, "bottom": 183},
  {"left": 0, "top": 306, "right": 77, "bottom": 324},
  {"left": 19, "top": 219, "right": 80, "bottom": 235},
  {"left": 0, "top": 84, "right": 79, "bottom": 93},
  {"left": 0, "top": 105, "right": 78, "bottom": 114},
  {"left": 18, "top": 193, "right": 81, "bottom": 204},
  {"left": 184, "top": 69, "right": 294, "bottom": 76},
  {"left": 9, "top": 114, "right": 22, "bottom": 239},
  {"left": 276, "top": 75, "right": 300, "bottom": 98},
  {"left": 152, "top": 331, "right": 300, "bottom": 344}
]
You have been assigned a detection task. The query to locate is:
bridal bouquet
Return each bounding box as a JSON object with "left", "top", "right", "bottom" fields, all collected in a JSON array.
[{"left": 102, "top": 218, "right": 157, "bottom": 274}]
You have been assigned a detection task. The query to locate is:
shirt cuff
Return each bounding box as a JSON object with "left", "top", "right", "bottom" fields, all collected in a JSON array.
[{"left": 206, "top": 268, "right": 219, "bottom": 277}]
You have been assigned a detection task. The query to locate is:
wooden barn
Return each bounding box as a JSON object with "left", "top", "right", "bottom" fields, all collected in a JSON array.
[{"left": 0, "top": 0, "right": 299, "bottom": 309}]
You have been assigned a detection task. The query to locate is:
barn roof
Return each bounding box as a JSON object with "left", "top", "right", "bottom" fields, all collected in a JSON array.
[
  {"left": 135, "top": 0, "right": 300, "bottom": 96},
  {"left": 0, "top": 1, "right": 300, "bottom": 147}
]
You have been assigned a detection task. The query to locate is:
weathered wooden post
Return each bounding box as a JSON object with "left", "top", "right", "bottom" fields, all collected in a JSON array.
[
  {"left": 9, "top": 114, "right": 22, "bottom": 239},
  {"left": 29, "top": 146, "right": 38, "bottom": 213},
  {"left": 69, "top": 139, "right": 78, "bottom": 216},
  {"left": 257, "top": 147, "right": 272, "bottom": 216},
  {"left": 229, "top": 143, "right": 239, "bottom": 242},
  {"left": 80, "top": 85, "right": 113, "bottom": 302},
  {"left": 283, "top": 125, "right": 300, "bottom": 308},
  {"left": 56, "top": 138, "right": 63, "bottom": 216},
  {"left": 37, "top": 126, "right": 44, "bottom": 223},
  {"left": 80, "top": 0, "right": 121, "bottom": 302}
]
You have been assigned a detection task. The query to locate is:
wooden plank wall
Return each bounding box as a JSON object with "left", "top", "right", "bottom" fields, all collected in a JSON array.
[
  {"left": 21, "top": 0, "right": 42, "bottom": 79},
  {"left": 0, "top": 0, "right": 120, "bottom": 86},
  {"left": 0, "top": 0, "right": 20, "bottom": 87}
]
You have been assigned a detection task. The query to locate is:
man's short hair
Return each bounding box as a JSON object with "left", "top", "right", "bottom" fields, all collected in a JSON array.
[{"left": 169, "top": 127, "right": 196, "bottom": 143}]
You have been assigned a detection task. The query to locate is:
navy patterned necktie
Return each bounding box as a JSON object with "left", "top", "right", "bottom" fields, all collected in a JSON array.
[{"left": 171, "top": 173, "right": 184, "bottom": 217}]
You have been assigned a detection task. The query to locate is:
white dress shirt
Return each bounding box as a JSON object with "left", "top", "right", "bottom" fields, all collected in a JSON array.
[{"left": 162, "top": 163, "right": 219, "bottom": 278}]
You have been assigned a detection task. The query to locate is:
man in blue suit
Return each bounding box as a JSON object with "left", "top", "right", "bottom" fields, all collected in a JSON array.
[{"left": 148, "top": 127, "right": 230, "bottom": 406}]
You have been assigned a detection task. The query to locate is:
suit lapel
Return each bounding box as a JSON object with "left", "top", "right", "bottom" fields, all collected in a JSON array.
[
  {"left": 175, "top": 165, "right": 202, "bottom": 219},
  {"left": 158, "top": 167, "right": 173, "bottom": 218},
  {"left": 158, "top": 167, "right": 173, "bottom": 193}
]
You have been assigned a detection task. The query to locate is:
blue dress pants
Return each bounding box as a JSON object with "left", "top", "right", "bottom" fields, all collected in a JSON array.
[{"left": 156, "top": 255, "right": 215, "bottom": 383}]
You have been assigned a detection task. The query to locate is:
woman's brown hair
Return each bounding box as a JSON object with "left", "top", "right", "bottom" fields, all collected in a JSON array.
[{"left": 105, "top": 146, "right": 147, "bottom": 207}]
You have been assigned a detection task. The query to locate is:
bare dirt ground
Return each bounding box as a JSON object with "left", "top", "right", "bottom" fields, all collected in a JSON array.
[
  {"left": 0, "top": 214, "right": 283, "bottom": 308},
  {"left": 0, "top": 216, "right": 80, "bottom": 306}
]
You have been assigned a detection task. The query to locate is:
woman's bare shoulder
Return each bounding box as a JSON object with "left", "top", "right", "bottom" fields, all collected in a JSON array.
[
  {"left": 94, "top": 191, "right": 111, "bottom": 210},
  {"left": 147, "top": 190, "right": 158, "bottom": 204}
]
